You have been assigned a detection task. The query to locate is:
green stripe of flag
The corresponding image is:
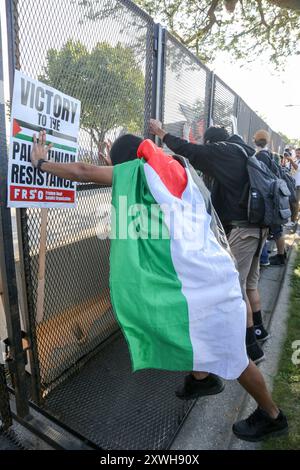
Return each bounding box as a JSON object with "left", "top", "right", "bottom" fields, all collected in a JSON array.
[
  {"left": 15, "top": 133, "right": 77, "bottom": 153},
  {"left": 110, "top": 159, "right": 193, "bottom": 372}
]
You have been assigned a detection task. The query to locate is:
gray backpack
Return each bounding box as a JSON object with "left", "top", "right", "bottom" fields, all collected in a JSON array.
[
  {"left": 257, "top": 150, "right": 297, "bottom": 205},
  {"left": 228, "top": 143, "right": 291, "bottom": 227}
]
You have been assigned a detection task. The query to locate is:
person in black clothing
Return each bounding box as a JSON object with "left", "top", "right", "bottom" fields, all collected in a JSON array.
[
  {"left": 150, "top": 120, "right": 269, "bottom": 362},
  {"left": 254, "top": 130, "right": 286, "bottom": 267}
]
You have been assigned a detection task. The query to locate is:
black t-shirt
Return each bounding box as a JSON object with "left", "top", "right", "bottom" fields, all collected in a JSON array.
[{"left": 163, "top": 133, "right": 255, "bottom": 225}]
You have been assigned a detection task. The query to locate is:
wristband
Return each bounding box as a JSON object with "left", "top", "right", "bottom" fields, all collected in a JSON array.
[{"left": 37, "top": 159, "right": 48, "bottom": 171}]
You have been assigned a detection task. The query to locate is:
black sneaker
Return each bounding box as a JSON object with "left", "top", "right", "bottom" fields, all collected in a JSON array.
[
  {"left": 175, "top": 373, "right": 224, "bottom": 400},
  {"left": 247, "top": 341, "right": 265, "bottom": 364},
  {"left": 254, "top": 324, "right": 270, "bottom": 342},
  {"left": 232, "top": 407, "right": 288, "bottom": 442},
  {"left": 270, "top": 254, "right": 285, "bottom": 266}
]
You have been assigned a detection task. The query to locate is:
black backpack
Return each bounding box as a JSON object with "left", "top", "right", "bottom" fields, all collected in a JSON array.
[
  {"left": 228, "top": 144, "right": 291, "bottom": 227},
  {"left": 257, "top": 150, "right": 297, "bottom": 205}
]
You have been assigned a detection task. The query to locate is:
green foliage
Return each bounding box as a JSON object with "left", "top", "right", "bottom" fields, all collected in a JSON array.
[
  {"left": 290, "top": 139, "right": 300, "bottom": 148},
  {"left": 39, "top": 40, "right": 145, "bottom": 144},
  {"left": 278, "top": 132, "right": 300, "bottom": 148},
  {"left": 135, "top": 0, "right": 300, "bottom": 67}
]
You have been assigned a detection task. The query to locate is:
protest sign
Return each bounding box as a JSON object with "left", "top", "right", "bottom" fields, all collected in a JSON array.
[{"left": 7, "top": 70, "right": 81, "bottom": 208}]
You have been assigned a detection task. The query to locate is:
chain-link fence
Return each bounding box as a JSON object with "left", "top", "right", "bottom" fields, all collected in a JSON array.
[
  {"left": 162, "top": 33, "right": 211, "bottom": 146},
  {"left": 237, "top": 99, "right": 252, "bottom": 145},
  {"left": 2, "top": 0, "right": 287, "bottom": 450},
  {"left": 10, "top": 0, "right": 156, "bottom": 397},
  {"left": 270, "top": 131, "right": 284, "bottom": 154},
  {"left": 248, "top": 111, "right": 270, "bottom": 146},
  {"left": 0, "top": 365, "right": 12, "bottom": 430},
  {"left": 211, "top": 76, "right": 237, "bottom": 134}
]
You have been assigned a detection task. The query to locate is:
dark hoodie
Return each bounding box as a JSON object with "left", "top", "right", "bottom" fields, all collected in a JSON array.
[{"left": 163, "top": 133, "right": 254, "bottom": 225}]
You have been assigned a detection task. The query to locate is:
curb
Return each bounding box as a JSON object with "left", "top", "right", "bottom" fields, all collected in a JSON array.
[{"left": 227, "top": 228, "right": 299, "bottom": 450}]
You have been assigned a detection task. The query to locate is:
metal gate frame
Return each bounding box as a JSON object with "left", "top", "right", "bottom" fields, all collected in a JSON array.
[{"left": 0, "top": 1, "right": 29, "bottom": 424}]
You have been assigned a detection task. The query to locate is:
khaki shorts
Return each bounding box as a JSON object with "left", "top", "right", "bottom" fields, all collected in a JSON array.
[{"left": 227, "top": 227, "right": 268, "bottom": 291}]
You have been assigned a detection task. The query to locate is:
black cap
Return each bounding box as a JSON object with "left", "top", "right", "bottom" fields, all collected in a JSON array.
[
  {"left": 110, "top": 134, "right": 143, "bottom": 166},
  {"left": 203, "top": 126, "right": 230, "bottom": 144}
]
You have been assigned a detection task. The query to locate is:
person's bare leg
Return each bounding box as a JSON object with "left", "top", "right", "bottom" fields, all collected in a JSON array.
[
  {"left": 246, "top": 287, "right": 269, "bottom": 346},
  {"left": 238, "top": 360, "right": 278, "bottom": 418},
  {"left": 246, "top": 288, "right": 261, "bottom": 314},
  {"left": 245, "top": 294, "right": 254, "bottom": 327},
  {"left": 192, "top": 371, "right": 209, "bottom": 380},
  {"left": 291, "top": 201, "right": 299, "bottom": 223},
  {"left": 276, "top": 236, "right": 285, "bottom": 255}
]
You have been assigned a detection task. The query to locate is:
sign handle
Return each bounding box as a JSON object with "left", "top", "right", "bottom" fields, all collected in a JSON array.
[{"left": 36, "top": 208, "right": 48, "bottom": 324}]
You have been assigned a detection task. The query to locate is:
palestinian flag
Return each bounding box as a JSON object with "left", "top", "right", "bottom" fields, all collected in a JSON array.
[
  {"left": 12, "top": 118, "right": 77, "bottom": 153},
  {"left": 110, "top": 140, "right": 248, "bottom": 379}
]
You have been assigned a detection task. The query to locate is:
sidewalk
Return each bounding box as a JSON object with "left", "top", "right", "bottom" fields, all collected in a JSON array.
[{"left": 171, "top": 226, "right": 299, "bottom": 450}]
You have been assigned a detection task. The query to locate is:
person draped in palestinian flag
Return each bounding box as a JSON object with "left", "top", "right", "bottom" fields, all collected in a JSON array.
[
  {"left": 30, "top": 130, "right": 288, "bottom": 442},
  {"left": 110, "top": 138, "right": 248, "bottom": 380}
]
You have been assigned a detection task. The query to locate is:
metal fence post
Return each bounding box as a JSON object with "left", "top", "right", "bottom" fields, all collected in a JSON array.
[
  {"left": 248, "top": 111, "right": 254, "bottom": 146},
  {"left": 233, "top": 93, "right": 239, "bottom": 118},
  {"left": 0, "top": 2, "right": 29, "bottom": 419},
  {"left": 5, "top": 0, "right": 42, "bottom": 405},
  {"left": 235, "top": 96, "right": 241, "bottom": 134},
  {"left": 206, "top": 71, "right": 215, "bottom": 127},
  {"left": 155, "top": 25, "right": 166, "bottom": 124},
  {"left": 150, "top": 23, "right": 165, "bottom": 144},
  {"left": 150, "top": 23, "right": 159, "bottom": 123}
]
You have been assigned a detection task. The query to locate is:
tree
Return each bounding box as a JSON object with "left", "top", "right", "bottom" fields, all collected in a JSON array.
[
  {"left": 39, "top": 40, "right": 145, "bottom": 151},
  {"left": 278, "top": 132, "right": 300, "bottom": 148},
  {"left": 135, "top": 0, "right": 300, "bottom": 66}
]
